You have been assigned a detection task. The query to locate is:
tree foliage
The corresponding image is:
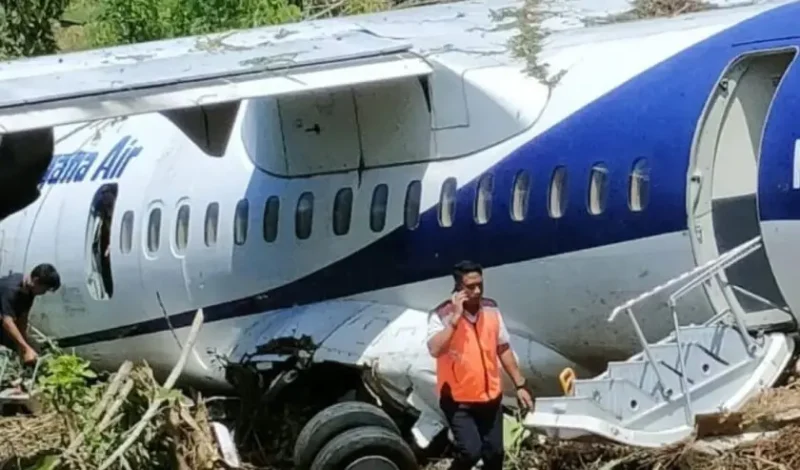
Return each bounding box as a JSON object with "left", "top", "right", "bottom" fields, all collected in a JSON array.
[
  {"left": 0, "top": 0, "right": 402, "bottom": 59},
  {"left": 0, "top": 0, "right": 71, "bottom": 59},
  {"left": 87, "top": 0, "right": 304, "bottom": 48}
]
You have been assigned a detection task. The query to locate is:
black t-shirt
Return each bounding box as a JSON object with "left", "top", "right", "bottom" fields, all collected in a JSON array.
[{"left": 0, "top": 274, "right": 34, "bottom": 349}]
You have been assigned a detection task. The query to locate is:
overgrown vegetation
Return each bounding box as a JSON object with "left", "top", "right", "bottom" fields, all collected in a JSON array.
[
  {"left": 0, "top": 1, "right": 71, "bottom": 59},
  {"left": 86, "top": 0, "right": 303, "bottom": 48},
  {"left": 1, "top": 0, "right": 428, "bottom": 58},
  {"left": 0, "top": 345, "right": 224, "bottom": 470},
  {"left": 594, "top": 0, "right": 719, "bottom": 25}
]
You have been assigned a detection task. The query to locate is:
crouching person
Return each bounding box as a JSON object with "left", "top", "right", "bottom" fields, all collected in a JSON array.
[{"left": 0, "top": 264, "right": 61, "bottom": 365}]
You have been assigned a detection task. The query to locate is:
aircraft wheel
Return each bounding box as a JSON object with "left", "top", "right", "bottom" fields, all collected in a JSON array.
[
  {"left": 309, "top": 425, "right": 418, "bottom": 470},
  {"left": 293, "top": 401, "right": 401, "bottom": 470}
]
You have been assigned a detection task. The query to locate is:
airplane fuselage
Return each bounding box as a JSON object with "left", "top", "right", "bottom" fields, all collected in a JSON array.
[{"left": 1, "top": 0, "right": 800, "bottom": 445}]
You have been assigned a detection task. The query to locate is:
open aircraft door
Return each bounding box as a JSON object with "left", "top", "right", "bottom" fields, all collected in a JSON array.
[
  {"left": 688, "top": 47, "right": 800, "bottom": 332},
  {"left": 756, "top": 47, "right": 800, "bottom": 329}
]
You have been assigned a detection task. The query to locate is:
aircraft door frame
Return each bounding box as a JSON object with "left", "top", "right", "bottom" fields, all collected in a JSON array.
[
  {"left": 687, "top": 47, "right": 798, "bottom": 331},
  {"left": 756, "top": 45, "right": 800, "bottom": 329}
]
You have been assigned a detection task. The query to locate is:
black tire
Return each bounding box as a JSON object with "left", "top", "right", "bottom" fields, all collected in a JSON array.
[
  {"left": 294, "top": 401, "right": 400, "bottom": 470},
  {"left": 309, "top": 425, "right": 418, "bottom": 470}
]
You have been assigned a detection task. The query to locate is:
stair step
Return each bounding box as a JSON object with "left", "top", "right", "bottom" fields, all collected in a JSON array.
[
  {"left": 673, "top": 324, "right": 754, "bottom": 360},
  {"left": 522, "top": 237, "right": 794, "bottom": 447},
  {"left": 626, "top": 324, "right": 753, "bottom": 362},
  {"left": 526, "top": 332, "right": 794, "bottom": 447},
  {"left": 649, "top": 343, "right": 730, "bottom": 386},
  {"left": 607, "top": 360, "right": 684, "bottom": 399},
  {"left": 531, "top": 395, "right": 624, "bottom": 424},
  {"left": 573, "top": 378, "right": 659, "bottom": 421}
]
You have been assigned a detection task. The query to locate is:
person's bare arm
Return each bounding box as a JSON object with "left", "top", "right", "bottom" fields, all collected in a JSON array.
[
  {"left": 2, "top": 315, "right": 33, "bottom": 354},
  {"left": 499, "top": 347, "right": 526, "bottom": 387},
  {"left": 497, "top": 314, "right": 534, "bottom": 409},
  {"left": 17, "top": 312, "right": 29, "bottom": 342}
]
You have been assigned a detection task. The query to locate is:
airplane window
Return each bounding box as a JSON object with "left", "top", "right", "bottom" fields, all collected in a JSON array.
[
  {"left": 629, "top": 158, "right": 650, "bottom": 212},
  {"left": 588, "top": 163, "right": 609, "bottom": 216},
  {"left": 333, "top": 188, "right": 353, "bottom": 236},
  {"left": 438, "top": 177, "right": 457, "bottom": 228},
  {"left": 175, "top": 205, "right": 190, "bottom": 253},
  {"left": 404, "top": 180, "right": 422, "bottom": 230},
  {"left": 370, "top": 184, "right": 389, "bottom": 233},
  {"left": 120, "top": 211, "right": 134, "bottom": 254},
  {"left": 234, "top": 198, "right": 249, "bottom": 246},
  {"left": 263, "top": 196, "right": 280, "bottom": 243},
  {"left": 510, "top": 170, "right": 531, "bottom": 222},
  {"left": 548, "top": 166, "right": 568, "bottom": 219},
  {"left": 474, "top": 174, "right": 494, "bottom": 225},
  {"left": 296, "top": 192, "right": 314, "bottom": 240},
  {"left": 147, "top": 208, "right": 162, "bottom": 254},
  {"left": 204, "top": 202, "right": 219, "bottom": 247}
]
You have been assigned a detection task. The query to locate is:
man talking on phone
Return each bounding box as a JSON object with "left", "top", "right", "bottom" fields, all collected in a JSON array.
[{"left": 427, "top": 260, "right": 534, "bottom": 470}]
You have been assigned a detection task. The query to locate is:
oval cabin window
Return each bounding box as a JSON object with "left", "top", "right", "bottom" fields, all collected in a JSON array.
[
  {"left": 474, "top": 174, "right": 494, "bottom": 225},
  {"left": 511, "top": 170, "right": 531, "bottom": 222},
  {"left": 588, "top": 163, "right": 609, "bottom": 216},
  {"left": 333, "top": 188, "right": 353, "bottom": 236},
  {"left": 370, "top": 184, "right": 389, "bottom": 233},
  {"left": 296, "top": 192, "right": 314, "bottom": 240},
  {"left": 175, "top": 205, "right": 190, "bottom": 253},
  {"left": 120, "top": 211, "right": 134, "bottom": 254},
  {"left": 234, "top": 199, "right": 249, "bottom": 245},
  {"left": 438, "top": 178, "right": 457, "bottom": 228},
  {"left": 204, "top": 202, "right": 219, "bottom": 247},
  {"left": 147, "top": 208, "right": 162, "bottom": 254},
  {"left": 548, "top": 166, "right": 568, "bottom": 219},
  {"left": 263, "top": 196, "right": 280, "bottom": 243},
  {"left": 629, "top": 158, "right": 650, "bottom": 212},
  {"left": 404, "top": 181, "right": 422, "bottom": 230}
]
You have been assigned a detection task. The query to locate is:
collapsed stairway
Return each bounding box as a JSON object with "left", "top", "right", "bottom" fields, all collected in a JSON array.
[{"left": 525, "top": 236, "right": 796, "bottom": 448}]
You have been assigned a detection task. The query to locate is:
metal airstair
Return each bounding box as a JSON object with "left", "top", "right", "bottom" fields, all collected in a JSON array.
[{"left": 524, "top": 236, "right": 796, "bottom": 447}]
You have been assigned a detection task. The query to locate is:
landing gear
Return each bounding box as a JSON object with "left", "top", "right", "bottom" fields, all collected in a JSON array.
[
  {"left": 310, "top": 426, "right": 417, "bottom": 470},
  {"left": 294, "top": 401, "right": 417, "bottom": 470}
]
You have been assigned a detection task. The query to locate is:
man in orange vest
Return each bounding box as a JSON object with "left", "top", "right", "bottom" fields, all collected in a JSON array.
[{"left": 427, "top": 260, "right": 534, "bottom": 470}]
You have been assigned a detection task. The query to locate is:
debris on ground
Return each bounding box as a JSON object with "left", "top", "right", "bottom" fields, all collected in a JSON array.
[
  {"left": 0, "top": 353, "right": 227, "bottom": 470},
  {"left": 595, "top": 0, "right": 725, "bottom": 24},
  {"left": 7, "top": 311, "right": 800, "bottom": 470},
  {"left": 627, "top": 0, "right": 717, "bottom": 18},
  {"left": 0, "top": 311, "right": 231, "bottom": 470},
  {"left": 428, "top": 371, "right": 800, "bottom": 470}
]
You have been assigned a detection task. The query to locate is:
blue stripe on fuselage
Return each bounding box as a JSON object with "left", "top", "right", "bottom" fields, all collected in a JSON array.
[
  {"left": 58, "top": 2, "right": 800, "bottom": 348},
  {"left": 758, "top": 44, "right": 800, "bottom": 221}
]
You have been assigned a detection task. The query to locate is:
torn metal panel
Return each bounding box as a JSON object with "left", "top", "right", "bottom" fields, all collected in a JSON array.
[{"left": 229, "top": 300, "right": 376, "bottom": 363}]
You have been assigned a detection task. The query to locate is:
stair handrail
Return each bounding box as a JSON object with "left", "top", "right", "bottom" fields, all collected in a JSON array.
[
  {"left": 667, "top": 236, "right": 763, "bottom": 423},
  {"left": 668, "top": 237, "right": 763, "bottom": 352},
  {"left": 607, "top": 236, "right": 762, "bottom": 402},
  {"left": 608, "top": 236, "right": 762, "bottom": 322}
]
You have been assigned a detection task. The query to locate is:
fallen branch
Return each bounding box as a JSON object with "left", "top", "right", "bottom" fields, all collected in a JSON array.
[
  {"left": 98, "top": 308, "right": 205, "bottom": 470},
  {"left": 51, "top": 360, "right": 134, "bottom": 468}
]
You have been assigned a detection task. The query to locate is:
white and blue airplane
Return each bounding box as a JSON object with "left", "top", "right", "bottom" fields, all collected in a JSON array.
[{"left": 1, "top": 0, "right": 800, "bottom": 467}]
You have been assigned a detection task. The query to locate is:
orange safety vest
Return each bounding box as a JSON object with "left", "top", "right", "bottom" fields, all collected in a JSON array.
[{"left": 434, "top": 298, "right": 502, "bottom": 403}]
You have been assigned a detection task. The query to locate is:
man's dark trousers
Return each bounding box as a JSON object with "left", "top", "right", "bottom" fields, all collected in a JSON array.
[{"left": 440, "top": 394, "right": 504, "bottom": 470}]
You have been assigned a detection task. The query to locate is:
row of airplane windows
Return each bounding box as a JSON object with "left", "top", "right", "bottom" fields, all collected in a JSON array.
[{"left": 117, "top": 160, "right": 651, "bottom": 255}]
